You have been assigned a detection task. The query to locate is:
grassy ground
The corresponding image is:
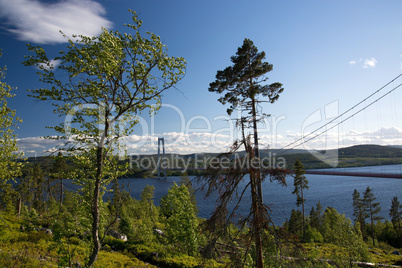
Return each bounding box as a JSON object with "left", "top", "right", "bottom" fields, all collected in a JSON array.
[
  {"left": 303, "top": 242, "right": 402, "bottom": 266},
  {"left": 1, "top": 213, "right": 401, "bottom": 267},
  {"left": 0, "top": 214, "right": 154, "bottom": 267}
]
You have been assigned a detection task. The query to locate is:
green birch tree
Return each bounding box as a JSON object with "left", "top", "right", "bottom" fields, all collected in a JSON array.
[
  {"left": 0, "top": 50, "right": 23, "bottom": 214},
  {"left": 160, "top": 183, "right": 198, "bottom": 256},
  {"left": 23, "top": 10, "right": 185, "bottom": 267},
  {"left": 0, "top": 49, "right": 23, "bottom": 184}
]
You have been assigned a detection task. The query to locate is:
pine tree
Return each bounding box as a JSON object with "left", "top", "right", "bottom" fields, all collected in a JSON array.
[
  {"left": 363, "top": 186, "right": 382, "bottom": 246},
  {"left": 292, "top": 159, "right": 309, "bottom": 239},
  {"left": 0, "top": 180, "right": 17, "bottom": 214},
  {"left": 389, "top": 196, "right": 402, "bottom": 235},
  {"left": 207, "top": 38, "right": 285, "bottom": 268},
  {"left": 31, "top": 163, "right": 45, "bottom": 212},
  {"left": 310, "top": 200, "right": 324, "bottom": 231},
  {"left": 288, "top": 209, "right": 303, "bottom": 237},
  {"left": 52, "top": 152, "right": 68, "bottom": 205},
  {"left": 352, "top": 189, "right": 366, "bottom": 238},
  {"left": 140, "top": 185, "right": 157, "bottom": 220}
]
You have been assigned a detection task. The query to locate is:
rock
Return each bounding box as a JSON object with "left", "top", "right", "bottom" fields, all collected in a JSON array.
[
  {"left": 391, "top": 250, "right": 401, "bottom": 255},
  {"left": 106, "top": 229, "right": 127, "bottom": 241},
  {"left": 154, "top": 229, "right": 165, "bottom": 236},
  {"left": 151, "top": 251, "right": 159, "bottom": 258},
  {"left": 39, "top": 228, "right": 53, "bottom": 235}
]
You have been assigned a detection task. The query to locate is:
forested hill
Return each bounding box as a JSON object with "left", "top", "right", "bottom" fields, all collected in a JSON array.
[
  {"left": 338, "top": 144, "right": 402, "bottom": 157},
  {"left": 277, "top": 144, "right": 402, "bottom": 169},
  {"left": 21, "top": 144, "right": 402, "bottom": 174}
]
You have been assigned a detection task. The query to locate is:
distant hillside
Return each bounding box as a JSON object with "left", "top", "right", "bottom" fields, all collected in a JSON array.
[
  {"left": 20, "top": 144, "right": 402, "bottom": 173},
  {"left": 281, "top": 144, "right": 402, "bottom": 169},
  {"left": 387, "top": 145, "right": 402, "bottom": 149},
  {"left": 338, "top": 144, "right": 402, "bottom": 157}
]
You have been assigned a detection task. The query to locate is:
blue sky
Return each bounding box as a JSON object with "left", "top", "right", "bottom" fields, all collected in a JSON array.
[{"left": 1, "top": 0, "right": 402, "bottom": 157}]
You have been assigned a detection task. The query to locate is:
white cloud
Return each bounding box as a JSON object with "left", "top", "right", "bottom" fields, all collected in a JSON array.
[
  {"left": 37, "top": 59, "right": 61, "bottom": 70},
  {"left": 278, "top": 127, "right": 402, "bottom": 153},
  {"left": 349, "top": 58, "right": 378, "bottom": 69},
  {"left": 17, "top": 136, "right": 64, "bottom": 156},
  {"left": 0, "top": 0, "right": 112, "bottom": 44},
  {"left": 362, "top": 58, "right": 377, "bottom": 68},
  {"left": 17, "top": 127, "right": 402, "bottom": 157}
]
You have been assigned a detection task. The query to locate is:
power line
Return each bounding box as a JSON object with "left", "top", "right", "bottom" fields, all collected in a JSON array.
[{"left": 277, "top": 73, "right": 402, "bottom": 154}]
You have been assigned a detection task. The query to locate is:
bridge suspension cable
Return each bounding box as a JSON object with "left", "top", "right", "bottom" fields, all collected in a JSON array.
[{"left": 276, "top": 73, "right": 402, "bottom": 155}]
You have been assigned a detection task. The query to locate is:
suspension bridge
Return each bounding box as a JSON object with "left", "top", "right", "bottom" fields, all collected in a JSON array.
[
  {"left": 155, "top": 73, "right": 402, "bottom": 179},
  {"left": 305, "top": 170, "right": 402, "bottom": 179}
]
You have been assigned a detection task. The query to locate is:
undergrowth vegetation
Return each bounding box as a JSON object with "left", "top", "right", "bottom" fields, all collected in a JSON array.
[{"left": 0, "top": 172, "right": 401, "bottom": 267}]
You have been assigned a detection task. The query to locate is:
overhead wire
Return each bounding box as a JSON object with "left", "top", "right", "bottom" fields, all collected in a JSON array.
[
  {"left": 285, "top": 82, "right": 402, "bottom": 152},
  {"left": 276, "top": 73, "right": 402, "bottom": 155}
]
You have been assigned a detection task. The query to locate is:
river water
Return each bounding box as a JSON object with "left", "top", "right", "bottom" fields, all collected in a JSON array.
[{"left": 115, "top": 164, "right": 402, "bottom": 225}]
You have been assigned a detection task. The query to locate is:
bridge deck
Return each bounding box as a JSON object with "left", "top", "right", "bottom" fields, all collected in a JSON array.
[{"left": 306, "top": 170, "right": 402, "bottom": 179}]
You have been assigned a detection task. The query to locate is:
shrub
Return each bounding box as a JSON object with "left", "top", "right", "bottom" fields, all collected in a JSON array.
[
  {"left": 27, "top": 231, "right": 52, "bottom": 243},
  {"left": 305, "top": 225, "right": 323, "bottom": 243}
]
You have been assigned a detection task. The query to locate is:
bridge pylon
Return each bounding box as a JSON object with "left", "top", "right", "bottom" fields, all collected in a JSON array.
[{"left": 157, "top": 137, "right": 167, "bottom": 178}]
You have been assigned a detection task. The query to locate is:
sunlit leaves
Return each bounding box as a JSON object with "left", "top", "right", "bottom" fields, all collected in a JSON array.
[
  {"left": 160, "top": 183, "right": 198, "bottom": 256},
  {"left": 23, "top": 10, "right": 186, "bottom": 266},
  {"left": 24, "top": 10, "right": 186, "bottom": 154},
  {"left": 0, "top": 50, "right": 23, "bottom": 182}
]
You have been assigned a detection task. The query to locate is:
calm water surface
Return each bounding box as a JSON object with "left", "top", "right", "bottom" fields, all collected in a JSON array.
[{"left": 116, "top": 164, "right": 402, "bottom": 225}]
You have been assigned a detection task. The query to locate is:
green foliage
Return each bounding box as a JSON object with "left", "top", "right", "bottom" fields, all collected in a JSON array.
[
  {"left": 321, "top": 207, "right": 370, "bottom": 263},
  {"left": 156, "top": 254, "right": 200, "bottom": 267},
  {"left": 292, "top": 159, "right": 309, "bottom": 207},
  {"left": 287, "top": 209, "right": 303, "bottom": 238},
  {"left": 0, "top": 213, "right": 25, "bottom": 243},
  {"left": 0, "top": 180, "right": 18, "bottom": 214},
  {"left": 160, "top": 183, "right": 198, "bottom": 256},
  {"left": 363, "top": 186, "right": 382, "bottom": 246},
  {"left": 207, "top": 38, "right": 286, "bottom": 268},
  {"left": 309, "top": 201, "right": 324, "bottom": 231},
  {"left": 0, "top": 50, "right": 23, "bottom": 184},
  {"left": 24, "top": 11, "right": 186, "bottom": 146},
  {"left": 208, "top": 38, "right": 284, "bottom": 115},
  {"left": 389, "top": 196, "right": 402, "bottom": 236},
  {"left": 352, "top": 188, "right": 366, "bottom": 238},
  {"left": 27, "top": 230, "right": 52, "bottom": 243},
  {"left": 115, "top": 186, "right": 159, "bottom": 242},
  {"left": 50, "top": 152, "right": 68, "bottom": 205},
  {"left": 0, "top": 50, "right": 23, "bottom": 215},
  {"left": 179, "top": 172, "right": 198, "bottom": 214},
  {"left": 304, "top": 225, "right": 324, "bottom": 243},
  {"left": 140, "top": 185, "right": 158, "bottom": 220},
  {"left": 95, "top": 250, "right": 154, "bottom": 268},
  {"left": 292, "top": 159, "right": 309, "bottom": 238},
  {"left": 376, "top": 219, "right": 402, "bottom": 248},
  {"left": 24, "top": 10, "right": 186, "bottom": 266}
]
